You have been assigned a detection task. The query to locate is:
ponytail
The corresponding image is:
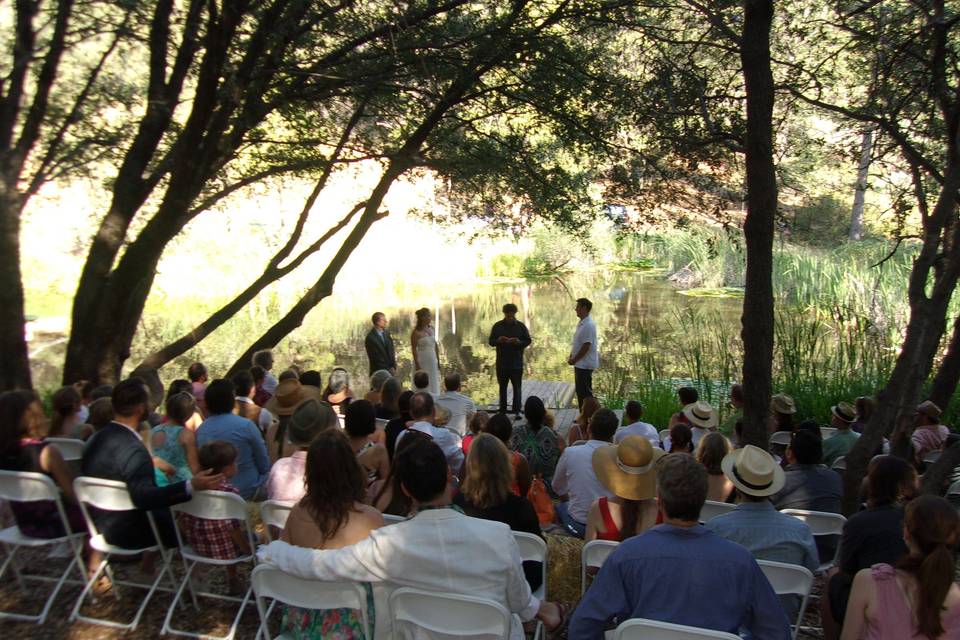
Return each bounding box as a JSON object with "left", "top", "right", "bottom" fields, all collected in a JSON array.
[
  {"left": 620, "top": 498, "right": 641, "bottom": 541},
  {"left": 901, "top": 495, "right": 960, "bottom": 638}
]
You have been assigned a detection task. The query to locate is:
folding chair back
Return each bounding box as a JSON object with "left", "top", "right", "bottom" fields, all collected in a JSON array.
[
  {"left": 924, "top": 450, "right": 942, "bottom": 465},
  {"left": 260, "top": 500, "right": 293, "bottom": 541},
  {"left": 74, "top": 476, "right": 137, "bottom": 513},
  {"left": 770, "top": 431, "right": 792, "bottom": 446},
  {"left": 45, "top": 437, "right": 85, "bottom": 461},
  {"left": 383, "top": 513, "right": 406, "bottom": 525},
  {"left": 171, "top": 489, "right": 248, "bottom": 521},
  {"left": 699, "top": 500, "right": 736, "bottom": 523},
  {"left": 581, "top": 539, "right": 619, "bottom": 594},
  {"left": 613, "top": 617, "right": 741, "bottom": 639},
  {"left": 513, "top": 531, "right": 547, "bottom": 599},
  {"left": 780, "top": 509, "right": 845, "bottom": 536},
  {"left": 251, "top": 564, "right": 370, "bottom": 640},
  {"left": 819, "top": 427, "right": 838, "bottom": 440},
  {"left": 0, "top": 469, "right": 61, "bottom": 503},
  {"left": 832, "top": 456, "right": 846, "bottom": 471},
  {"left": 757, "top": 560, "right": 814, "bottom": 640},
  {"left": 389, "top": 587, "right": 512, "bottom": 639},
  {"left": 658, "top": 430, "right": 671, "bottom": 445}
]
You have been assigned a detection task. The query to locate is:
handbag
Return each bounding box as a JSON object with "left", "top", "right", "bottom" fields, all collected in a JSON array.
[{"left": 528, "top": 475, "right": 556, "bottom": 525}]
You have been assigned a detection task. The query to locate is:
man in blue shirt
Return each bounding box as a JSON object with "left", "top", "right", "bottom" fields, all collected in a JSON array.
[
  {"left": 197, "top": 379, "right": 271, "bottom": 500},
  {"left": 568, "top": 453, "right": 791, "bottom": 640}
]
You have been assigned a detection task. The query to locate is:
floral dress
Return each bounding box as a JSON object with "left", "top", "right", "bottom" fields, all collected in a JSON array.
[
  {"left": 280, "top": 582, "right": 375, "bottom": 640},
  {"left": 509, "top": 423, "right": 561, "bottom": 485}
]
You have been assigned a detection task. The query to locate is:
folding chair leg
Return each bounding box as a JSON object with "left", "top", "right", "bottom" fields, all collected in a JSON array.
[
  {"left": 0, "top": 544, "right": 25, "bottom": 593},
  {"left": 70, "top": 557, "right": 108, "bottom": 622},
  {"left": 162, "top": 563, "right": 253, "bottom": 640}
]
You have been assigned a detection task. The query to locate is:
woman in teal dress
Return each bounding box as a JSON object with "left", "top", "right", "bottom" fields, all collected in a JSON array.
[{"left": 151, "top": 392, "right": 199, "bottom": 486}]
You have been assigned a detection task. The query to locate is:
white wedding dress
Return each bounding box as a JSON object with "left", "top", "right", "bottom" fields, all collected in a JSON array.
[{"left": 415, "top": 327, "right": 441, "bottom": 395}]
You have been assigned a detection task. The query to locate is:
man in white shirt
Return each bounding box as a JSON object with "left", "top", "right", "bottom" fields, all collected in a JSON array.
[
  {"left": 568, "top": 297, "right": 598, "bottom": 408},
  {"left": 434, "top": 373, "right": 477, "bottom": 437},
  {"left": 396, "top": 391, "right": 464, "bottom": 475},
  {"left": 552, "top": 408, "right": 617, "bottom": 538},
  {"left": 614, "top": 400, "right": 660, "bottom": 446},
  {"left": 258, "top": 437, "right": 566, "bottom": 639}
]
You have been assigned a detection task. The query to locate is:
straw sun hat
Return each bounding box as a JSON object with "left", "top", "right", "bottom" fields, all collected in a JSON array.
[
  {"left": 830, "top": 401, "right": 856, "bottom": 424},
  {"left": 682, "top": 401, "right": 717, "bottom": 429},
  {"left": 720, "top": 444, "right": 785, "bottom": 497},
  {"left": 770, "top": 393, "right": 797, "bottom": 415},
  {"left": 266, "top": 379, "right": 323, "bottom": 417},
  {"left": 592, "top": 436, "right": 665, "bottom": 501}
]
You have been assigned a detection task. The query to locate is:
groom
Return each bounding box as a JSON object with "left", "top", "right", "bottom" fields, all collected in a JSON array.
[{"left": 364, "top": 312, "right": 397, "bottom": 376}]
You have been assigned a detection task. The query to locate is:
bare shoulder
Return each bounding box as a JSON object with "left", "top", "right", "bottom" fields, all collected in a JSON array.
[{"left": 355, "top": 503, "right": 386, "bottom": 527}]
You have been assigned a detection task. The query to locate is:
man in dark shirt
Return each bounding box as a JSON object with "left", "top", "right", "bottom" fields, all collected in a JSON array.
[{"left": 488, "top": 303, "right": 532, "bottom": 417}]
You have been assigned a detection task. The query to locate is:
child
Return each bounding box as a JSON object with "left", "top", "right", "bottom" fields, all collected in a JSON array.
[
  {"left": 178, "top": 440, "right": 251, "bottom": 594},
  {"left": 187, "top": 362, "right": 209, "bottom": 416}
]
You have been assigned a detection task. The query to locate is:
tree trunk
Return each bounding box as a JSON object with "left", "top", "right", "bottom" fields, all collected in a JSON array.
[
  {"left": 0, "top": 185, "right": 31, "bottom": 390},
  {"left": 922, "top": 440, "right": 960, "bottom": 496},
  {"left": 738, "top": 0, "right": 777, "bottom": 451},
  {"left": 849, "top": 127, "right": 873, "bottom": 241},
  {"left": 928, "top": 314, "right": 960, "bottom": 412}
]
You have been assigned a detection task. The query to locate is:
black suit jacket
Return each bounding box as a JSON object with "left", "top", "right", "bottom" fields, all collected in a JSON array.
[
  {"left": 80, "top": 422, "right": 190, "bottom": 549},
  {"left": 365, "top": 328, "right": 397, "bottom": 375}
]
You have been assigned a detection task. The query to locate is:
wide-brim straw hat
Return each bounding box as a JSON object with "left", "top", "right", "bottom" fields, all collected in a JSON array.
[
  {"left": 682, "top": 401, "right": 717, "bottom": 429},
  {"left": 287, "top": 398, "right": 337, "bottom": 446},
  {"left": 266, "top": 379, "right": 323, "bottom": 416},
  {"left": 721, "top": 444, "right": 785, "bottom": 497},
  {"left": 592, "top": 435, "right": 665, "bottom": 501},
  {"left": 771, "top": 393, "right": 797, "bottom": 415},
  {"left": 831, "top": 401, "right": 856, "bottom": 423}
]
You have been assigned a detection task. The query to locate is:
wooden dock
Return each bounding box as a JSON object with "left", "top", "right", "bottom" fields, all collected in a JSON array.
[{"left": 480, "top": 379, "right": 576, "bottom": 411}]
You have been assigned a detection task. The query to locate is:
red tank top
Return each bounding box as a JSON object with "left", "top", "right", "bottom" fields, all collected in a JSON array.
[{"left": 596, "top": 497, "right": 622, "bottom": 541}]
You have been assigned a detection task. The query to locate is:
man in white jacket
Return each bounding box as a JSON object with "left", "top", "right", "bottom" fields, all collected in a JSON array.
[{"left": 257, "top": 437, "right": 565, "bottom": 639}]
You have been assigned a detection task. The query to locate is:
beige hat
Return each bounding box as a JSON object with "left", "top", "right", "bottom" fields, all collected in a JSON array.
[
  {"left": 770, "top": 394, "right": 796, "bottom": 415},
  {"left": 592, "top": 436, "right": 665, "bottom": 501},
  {"left": 287, "top": 399, "right": 338, "bottom": 446},
  {"left": 721, "top": 445, "right": 785, "bottom": 497},
  {"left": 917, "top": 400, "right": 943, "bottom": 421},
  {"left": 682, "top": 401, "right": 717, "bottom": 429},
  {"left": 265, "top": 379, "right": 323, "bottom": 417},
  {"left": 831, "top": 401, "right": 856, "bottom": 423}
]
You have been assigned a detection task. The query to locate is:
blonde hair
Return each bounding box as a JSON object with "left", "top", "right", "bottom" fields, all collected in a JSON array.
[
  {"left": 461, "top": 434, "right": 512, "bottom": 509},
  {"left": 695, "top": 431, "right": 731, "bottom": 475}
]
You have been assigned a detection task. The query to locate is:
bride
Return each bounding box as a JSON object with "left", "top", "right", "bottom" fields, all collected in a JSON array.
[{"left": 411, "top": 307, "right": 441, "bottom": 395}]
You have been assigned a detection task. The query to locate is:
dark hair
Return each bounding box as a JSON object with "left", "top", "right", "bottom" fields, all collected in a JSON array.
[
  {"left": 0, "top": 390, "right": 38, "bottom": 460},
  {"left": 90, "top": 385, "right": 113, "bottom": 400},
  {"left": 900, "top": 495, "right": 960, "bottom": 638},
  {"left": 730, "top": 384, "right": 744, "bottom": 404},
  {"left": 413, "top": 370, "right": 429, "bottom": 390},
  {"left": 868, "top": 455, "right": 916, "bottom": 507},
  {"left": 409, "top": 391, "right": 434, "bottom": 420},
  {"left": 485, "top": 413, "right": 513, "bottom": 445},
  {"left": 395, "top": 437, "right": 448, "bottom": 502},
  {"left": 204, "top": 379, "right": 236, "bottom": 415},
  {"left": 796, "top": 419, "right": 821, "bottom": 435},
  {"left": 250, "top": 366, "right": 266, "bottom": 384},
  {"left": 252, "top": 350, "right": 273, "bottom": 369},
  {"left": 589, "top": 409, "right": 618, "bottom": 441},
  {"left": 502, "top": 303, "right": 518, "bottom": 314},
  {"left": 656, "top": 453, "right": 708, "bottom": 521},
  {"left": 575, "top": 297, "right": 592, "bottom": 311},
  {"left": 379, "top": 378, "right": 402, "bottom": 416},
  {"left": 374, "top": 431, "right": 429, "bottom": 515},
  {"left": 87, "top": 397, "right": 114, "bottom": 430},
  {"left": 696, "top": 432, "right": 730, "bottom": 475},
  {"left": 345, "top": 399, "right": 376, "bottom": 438},
  {"left": 187, "top": 362, "right": 207, "bottom": 383},
  {"left": 49, "top": 386, "right": 81, "bottom": 437},
  {"left": 278, "top": 369, "right": 299, "bottom": 382},
  {"left": 624, "top": 400, "right": 643, "bottom": 422},
  {"left": 855, "top": 395, "right": 874, "bottom": 420},
  {"left": 301, "top": 430, "right": 367, "bottom": 540},
  {"left": 523, "top": 396, "right": 546, "bottom": 431},
  {"left": 79, "top": 380, "right": 96, "bottom": 400},
  {"left": 167, "top": 379, "right": 193, "bottom": 400},
  {"left": 669, "top": 423, "right": 693, "bottom": 453},
  {"left": 300, "top": 370, "right": 322, "bottom": 387},
  {"left": 398, "top": 390, "right": 414, "bottom": 415},
  {"left": 677, "top": 386, "right": 699, "bottom": 405},
  {"left": 112, "top": 378, "right": 149, "bottom": 418},
  {"left": 372, "top": 312, "right": 385, "bottom": 324},
  {"left": 790, "top": 429, "right": 823, "bottom": 465},
  {"left": 233, "top": 371, "right": 254, "bottom": 398},
  {"left": 443, "top": 373, "right": 461, "bottom": 392},
  {"left": 198, "top": 440, "right": 237, "bottom": 473},
  {"left": 165, "top": 392, "right": 196, "bottom": 426}
]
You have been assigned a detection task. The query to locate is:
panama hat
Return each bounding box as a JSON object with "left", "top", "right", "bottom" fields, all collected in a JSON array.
[
  {"left": 831, "top": 401, "right": 856, "bottom": 424},
  {"left": 917, "top": 400, "right": 943, "bottom": 421},
  {"left": 770, "top": 394, "right": 797, "bottom": 415},
  {"left": 721, "top": 445, "right": 785, "bottom": 497},
  {"left": 287, "top": 399, "right": 338, "bottom": 446},
  {"left": 592, "top": 436, "right": 665, "bottom": 501},
  {"left": 266, "top": 379, "right": 323, "bottom": 417},
  {"left": 682, "top": 401, "right": 717, "bottom": 429}
]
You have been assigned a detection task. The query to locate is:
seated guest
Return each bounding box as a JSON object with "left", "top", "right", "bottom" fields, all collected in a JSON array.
[
  {"left": 585, "top": 435, "right": 663, "bottom": 542},
  {"left": 298, "top": 370, "right": 322, "bottom": 388},
  {"left": 552, "top": 408, "right": 617, "bottom": 538},
  {"left": 773, "top": 429, "right": 842, "bottom": 513},
  {"left": 321, "top": 367, "right": 354, "bottom": 412},
  {"left": 566, "top": 396, "right": 600, "bottom": 446},
  {"left": 822, "top": 402, "right": 859, "bottom": 467},
  {"left": 840, "top": 495, "right": 960, "bottom": 640},
  {"left": 434, "top": 373, "right": 477, "bottom": 437},
  {"left": 187, "top": 362, "right": 208, "bottom": 415},
  {"left": 165, "top": 379, "right": 203, "bottom": 431},
  {"left": 0, "top": 390, "right": 85, "bottom": 537},
  {"left": 264, "top": 378, "right": 323, "bottom": 463},
  {"left": 384, "top": 390, "right": 414, "bottom": 459},
  {"left": 364, "top": 369, "right": 392, "bottom": 405},
  {"left": 667, "top": 385, "right": 698, "bottom": 429},
  {"left": 86, "top": 397, "right": 114, "bottom": 433},
  {"left": 250, "top": 365, "right": 271, "bottom": 406},
  {"left": 412, "top": 369, "right": 431, "bottom": 395},
  {"left": 178, "top": 440, "right": 251, "bottom": 595},
  {"left": 912, "top": 400, "right": 949, "bottom": 459},
  {"left": 278, "top": 428, "right": 384, "bottom": 637},
  {"left": 664, "top": 422, "right": 694, "bottom": 453},
  {"left": 850, "top": 395, "right": 874, "bottom": 434},
  {"left": 375, "top": 377, "right": 402, "bottom": 421},
  {"left": 569, "top": 453, "right": 791, "bottom": 639},
  {"left": 266, "top": 399, "right": 338, "bottom": 503},
  {"left": 344, "top": 400, "right": 390, "bottom": 486},
  {"left": 233, "top": 370, "right": 274, "bottom": 436},
  {"left": 197, "top": 379, "right": 270, "bottom": 500},
  {"left": 371, "top": 431, "right": 430, "bottom": 516},
  {"left": 485, "top": 413, "right": 532, "bottom": 498},
  {"left": 259, "top": 437, "right": 568, "bottom": 640},
  {"left": 705, "top": 445, "right": 819, "bottom": 574},
  {"left": 510, "top": 396, "right": 562, "bottom": 485},
  {"left": 822, "top": 455, "right": 917, "bottom": 640},
  {"left": 696, "top": 432, "right": 734, "bottom": 502},
  {"left": 454, "top": 434, "right": 542, "bottom": 591},
  {"left": 462, "top": 410, "right": 490, "bottom": 455},
  {"left": 683, "top": 400, "right": 718, "bottom": 447},
  {"left": 769, "top": 393, "right": 797, "bottom": 433},
  {"left": 49, "top": 385, "right": 86, "bottom": 439},
  {"left": 721, "top": 383, "right": 744, "bottom": 434},
  {"left": 252, "top": 349, "right": 278, "bottom": 396},
  {"left": 81, "top": 380, "right": 222, "bottom": 552},
  {"left": 395, "top": 392, "right": 463, "bottom": 475},
  {"left": 613, "top": 400, "right": 659, "bottom": 446},
  {"left": 151, "top": 392, "right": 200, "bottom": 486}
]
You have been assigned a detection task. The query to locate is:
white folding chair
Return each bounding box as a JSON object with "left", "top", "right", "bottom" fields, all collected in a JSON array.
[
  {"left": 251, "top": 564, "right": 370, "bottom": 640},
  {"left": 699, "top": 500, "right": 736, "bottom": 524},
  {"left": 658, "top": 430, "right": 671, "bottom": 444},
  {"left": 819, "top": 427, "right": 838, "bottom": 440},
  {"left": 781, "top": 508, "right": 846, "bottom": 572},
  {"left": 260, "top": 500, "right": 294, "bottom": 542},
  {"left": 757, "top": 560, "right": 814, "bottom": 640},
  {"left": 513, "top": 531, "right": 547, "bottom": 600},
  {"left": 831, "top": 456, "right": 846, "bottom": 471},
  {"left": 612, "top": 617, "right": 740, "bottom": 639},
  {"left": 390, "top": 586, "right": 535, "bottom": 639},
  {"left": 581, "top": 539, "right": 619, "bottom": 594},
  {"left": 161, "top": 490, "right": 258, "bottom": 640},
  {"left": 770, "top": 431, "right": 792, "bottom": 446},
  {"left": 45, "top": 437, "right": 85, "bottom": 461},
  {"left": 0, "top": 470, "right": 87, "bottom": 624},
  {"left": 383, "top": 513, "right": 407, "bottom": 525},
  {"left": 70, "top": 476, "right": 178, "bottom": 631}
]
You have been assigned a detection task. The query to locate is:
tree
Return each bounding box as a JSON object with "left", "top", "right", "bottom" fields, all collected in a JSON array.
[{"left": 848, "top": 128, "right": 873, "bottom": 240}]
